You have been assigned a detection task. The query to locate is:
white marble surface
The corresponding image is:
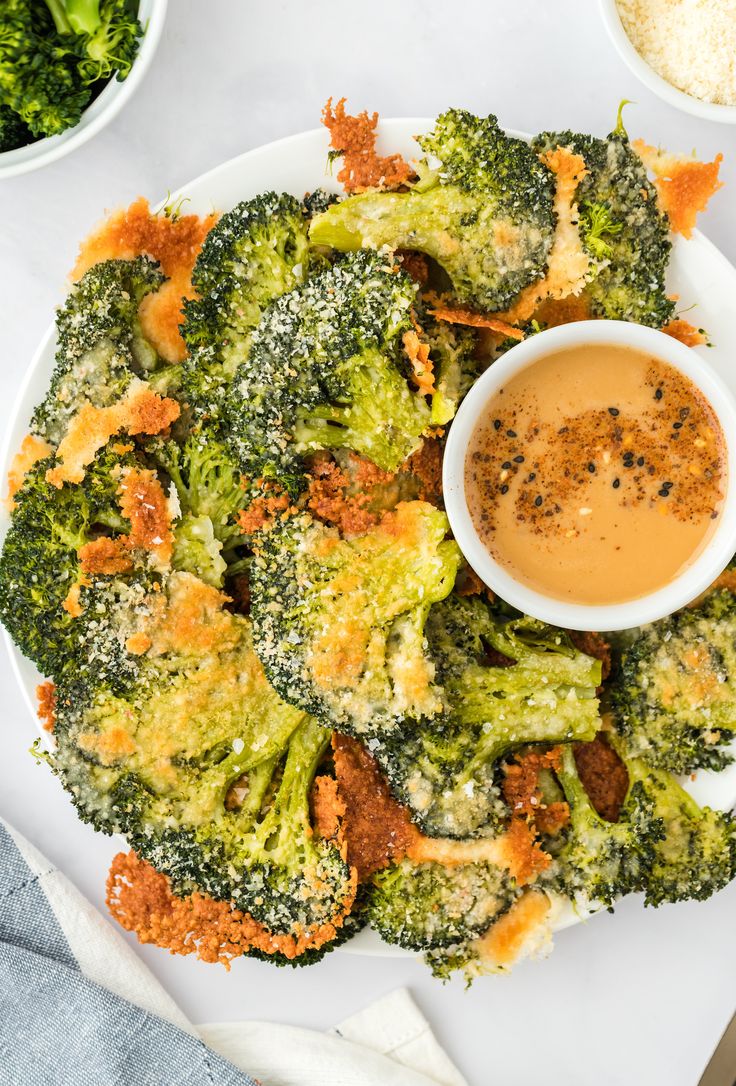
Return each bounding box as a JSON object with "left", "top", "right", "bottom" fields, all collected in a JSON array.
[{"left": 1, "top": 2, "right": 736, "bottom": 1084}]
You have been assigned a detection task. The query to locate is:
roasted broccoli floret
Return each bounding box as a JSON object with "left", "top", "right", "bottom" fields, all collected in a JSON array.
[
  {"left": 51, "top": 578, "right": 354, "bottom": 937},
  {"left": 367, "top": 859, "right": 516, "bottom": 951},
  {"left": 32, "top": 257, "right": 164, "bottom": 445},
  {"left": 225, "top": 249, "right": 432, "bottom": 494},
  {"left": 532, "top": 111, "right": 674, "bottom": 327},
  {"left": 611, "top": 590, "right": 736, "bottom": 774},
  {"left": 550, "top": 743, "right": 659, "bottom": 907},
  {"left": 425, "top": 318, "right": 479, "bottom": 426},
  {"left": 619, "top": 745, "right": 736, "bottom": 906},
  {"left": 310, "top": 109, "right": 556, "bottom": 311},
  {"left": 372, "top": 594, "right": 602, "bottom": 837},
  {"left": 0, "top": 102, "right": 32, "bottom": 151},
  {"left": 0, "top": 441, "right": 152, "bottom": 687},
  {"left": 148, "top": 432, "right": 249, "bottom": 586},
  {"left": 180, "top": 193, "right": 311, "bottom": 423},
  {"left": 249, "top": 504, "right": 461, "bottom": 735}
]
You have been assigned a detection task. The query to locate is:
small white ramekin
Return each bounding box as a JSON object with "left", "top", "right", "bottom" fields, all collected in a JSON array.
[
  {"left": 443, "top": 321, "right": 736, "bottom": 632},
  {"left": 600, "top": 0, "right": 736, "bottom": 124},
  {"left": 0, "top": 0, "right": 167, "bottom": 180}
]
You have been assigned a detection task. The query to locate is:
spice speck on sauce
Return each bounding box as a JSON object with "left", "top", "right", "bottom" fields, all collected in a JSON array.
[{"left": 464, "top": 344, "right": 726, "bottom": 606}]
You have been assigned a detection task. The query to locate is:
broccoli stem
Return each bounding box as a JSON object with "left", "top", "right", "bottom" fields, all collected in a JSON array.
[
  {"left": 43, "top": 0, "right": 73, "bottom": 34},
  {"left": 45, "top": 0, "right": 102, "bottom": 36}
]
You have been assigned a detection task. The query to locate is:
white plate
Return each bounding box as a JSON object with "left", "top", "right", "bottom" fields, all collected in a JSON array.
[{"left": 3, "top": 120, "right": 736, "bottom": 957}]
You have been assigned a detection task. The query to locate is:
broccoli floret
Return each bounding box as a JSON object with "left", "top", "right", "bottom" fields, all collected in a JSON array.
[
  {"left": 372, "top": 594, "right": 602, "bottom": 837},
  {"left": 32, "top": 258, "right": 165, "bottom": 445},
  {"left": 148, "top": 432, "right": 249, "bottom": 583},
  {"left": 425, "top": 317, "right": 479, "bottom": 426},
  {"left": 225, "top": 250, "right": 432, "bottom": 494},
  {"left": 302, "top": 188, "right": 338, "bottom": 217},
  {"left": 171, "top": 514, "right": 227, "bottom": 588},
  {"left": 180, "top": 193, "right": 311, "bottom": 423},
  {"left": 0, "top": 441, "right": 153, "bottom": 686},
  {"left": 44, "top": 0, "right": 142, "bottom": 84},
  {"left": 0, "top": 102, "right": 32, "bottom": 151},
  {"left": 0, "top": 0, "right": 91, "bottom": 138},
  {"left": 618, "top": 746, "right": 736, "bottom": 906},
  {"left": 550, "top": 743, "right": 660, "bottom": 907},
  {"left": 242, "top": 885, "right": 370, "bottom": 969},
  {"left": 367, "top": 859, "right": 516, "bottom": 951},
  {"left": 249, "top": 504, "right": 461, "bottom": 735},
  {"left": 611, "top": 590, "right": 736, "bottom": 774},
  {"left": 532, "top": 114, "right": 674, "bottom": 327},
  {"left": 310, "top": 109, "right": 556, "bottom": 311},
  {"left": 51, "top": 582, "right": 354, "bottom": 937}
]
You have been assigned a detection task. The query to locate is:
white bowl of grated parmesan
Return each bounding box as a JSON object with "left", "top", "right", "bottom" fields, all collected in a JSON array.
[{"left": 600, "top": 0, "right": 736, "bottom": 123}]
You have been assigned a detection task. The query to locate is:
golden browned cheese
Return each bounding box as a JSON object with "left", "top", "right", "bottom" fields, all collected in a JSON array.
[{"left": 465, "top": 344, "right": 726, "bottom": 606}]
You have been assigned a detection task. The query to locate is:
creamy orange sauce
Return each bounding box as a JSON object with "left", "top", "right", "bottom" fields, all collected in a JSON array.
[{"left": 465, "top": 344, "right": 726, "bottom": 605}]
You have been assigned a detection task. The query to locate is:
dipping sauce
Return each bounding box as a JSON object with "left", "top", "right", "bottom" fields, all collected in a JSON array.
[{"left": 465, "top": 344, "right": 726, "bottom": 605}]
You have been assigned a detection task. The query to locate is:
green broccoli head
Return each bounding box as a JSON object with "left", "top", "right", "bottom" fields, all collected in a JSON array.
[
  {"left": 43, "top": 0, "right": 142, "bottom": 82},
  {"left": 372, "top": 594, "right": 602, "bottom": 837},
  {"left": 51, "top": 581, "right": 354, "bottom": 936},
  {"left": 620, "top": 748, "right": 736, "bottom": 906},
  {"left": 367, "top": 859, "right": 516, "bottom": 951},
  {"left": 532, "top": 120, "right": 674, "bottom": 327},
  {"left": 180, "top": 192, "right": 311, "bottom": 424},
  {"left": 611, "top": 590, "right": 736, "bottom": 774},
  {"left": 550, "top": 743, "right": 660, "bottom": 908},
  {"left": 68, "top": 0, "right": 142, "bottom": 84},
  {"left": 148, "top": 431, "right": 249, "bottom": 582},
  {"left": 310, "top": 109, "right": 556, "bottom": 311},
  {"left": 0, "top": 441, "right": 154, "bottom": 687},
  {"left": 32, "top": 257, "right": 165, "bottom": 445},
  {"left": 249, "top": 504, "right": 461, "bottom": 736},
  {"left": 424, "top": 316, "right": 479, "bottom": 426},
  {"left": 224, "top": 249, "right": 431, "bottom": 494},
  {"left": 0, "top": 0, "right": 91, "bottom": 138},
  {"left": 0, "top": 102, "right": 31, "bottom": 151}
]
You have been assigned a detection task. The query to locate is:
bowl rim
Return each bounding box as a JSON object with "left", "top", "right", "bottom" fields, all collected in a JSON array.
[
  {"left": 443, "top": 320, "right": 736, "bottom": 632},
  {"left": 0, "top": 0, "right": 168, "bottom": 179},
  {"left": 599, "top": 0, "right": 736, "bottom": 124}
]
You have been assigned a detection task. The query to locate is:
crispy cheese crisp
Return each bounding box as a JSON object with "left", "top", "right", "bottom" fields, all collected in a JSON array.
[
  {"left": 73, "top": 197, "right": 218, "bottom": 362},
  {"left": 634, "top": 142, "right": 723, "bottom": 238},
  {"left": 322, "top": 97, "right": 414, "bottom": 193},
  {"left": 106, "top": 850, "right": 356, "bottom": 969}
]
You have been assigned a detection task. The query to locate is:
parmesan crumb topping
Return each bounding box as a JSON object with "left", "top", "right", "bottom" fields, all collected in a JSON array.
[{"left": 617, "top": 0, "right": 736, "bottom": 106}]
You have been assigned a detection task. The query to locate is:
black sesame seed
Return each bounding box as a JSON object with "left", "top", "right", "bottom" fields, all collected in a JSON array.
[
  {"left": 493, "top": 419, "right": 502, "bottom": 430},
  {"left": 663, "top": 481, "right": 673, "bottom": 490},
  {"left": 534, "top": 495, "right": 543, "bottom": 507},
  {"left": 528, "top": 472, "right": 536, "bottom": 481},
  {"left": 506, "top": 429, "right": 517, "bottom": 438},
  {"left": 612, "top": 478, "right": 621, "bottom": 489},
  {"left": 587, "top": 462, "right": 595, "bottom": 473},
  {"left": 658, "top": 488, "right": 669, "bottom": 497},
  {"left": 673, "top": 421, "right": 683, "bottom": 430},
  {"left": 655, "top": 388, "right": 663, "bottom": 400},
  {"left": 500, "top": 484, "right": 509, "bottom": 495},
  {"left": 637, "top": 456, "right": 644, "bottom": 466},
  {"left": 502, "top": 461, "right": 512, "bottom": 469},
  {"left": 608, "top": 407, "right": 620, "bottom": 416},
  {"left": 513, "top": 455, "right": 525, "bottom": 463}
]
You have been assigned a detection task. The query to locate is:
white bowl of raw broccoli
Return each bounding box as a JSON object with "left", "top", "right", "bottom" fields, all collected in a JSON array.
[{"left": 0, "top": 0, "right": 167, "bottom": 179}]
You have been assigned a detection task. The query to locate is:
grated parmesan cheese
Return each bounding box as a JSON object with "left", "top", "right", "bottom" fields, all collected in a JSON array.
[{"left": 617, "top": 0, "right": 736, "bottom": 105}]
